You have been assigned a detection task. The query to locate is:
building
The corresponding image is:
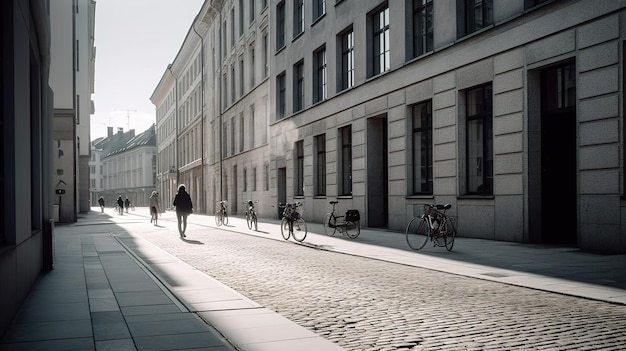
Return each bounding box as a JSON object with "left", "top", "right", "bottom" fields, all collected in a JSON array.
[
  {"left": 1, "top": 0, "right": 56, "bottom": 335},
  {"left": 49, "top": 0, "right": 96, "bottom": 222},
  {"left": 152, "top": 0, "right": 272, "bottom": 218},
  {"left": 155, "top": 0, "right": 626, "bottom": 253},
  {"left": 93, "top": 126, "right": 158, "bottom": 208}
]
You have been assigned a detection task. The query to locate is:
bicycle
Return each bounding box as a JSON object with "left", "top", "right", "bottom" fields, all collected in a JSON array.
[
  {"left": 324, "top": 201, "right": 360, "bottom": 239},
  {"left": 279, "top": 201, "right": 307, "bottom": 242},
  {"left": 244, "top": 200, "right": 258, "bottom": 231},
  {"left": 405, "top": 203, "right": 457, "bottom": 251},
  {"left": 215, "top": 200, "right": 229, "bottom": 226}
]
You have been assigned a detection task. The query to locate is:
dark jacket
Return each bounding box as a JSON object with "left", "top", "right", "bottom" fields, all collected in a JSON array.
[
  {"left": 173, "top": 190, "right": 193, "bottom": 214},
  {"left": 98, "top": 197, "right": 104, "bottom": 206}
]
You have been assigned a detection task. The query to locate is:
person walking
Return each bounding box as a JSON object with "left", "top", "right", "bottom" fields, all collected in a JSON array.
[
  {"left": 98, "top": 196, "right": 105, "bottom": 213},
  {"left": 173, "top": 184, "right": 193, "bottom": 238},
  {"left": 117, "top": 196, "right": 124, "bottom": 215},
  {"left": 149, "top": 191, "right": 160, "bottom": 226},
  {"left": 124, "top": 198, "right": 130, "bottom": 213}
]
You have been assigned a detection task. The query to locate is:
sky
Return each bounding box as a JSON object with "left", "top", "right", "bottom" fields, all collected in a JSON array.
[{"left": 91, "top": 0, "right": 204, "bottom": 140}]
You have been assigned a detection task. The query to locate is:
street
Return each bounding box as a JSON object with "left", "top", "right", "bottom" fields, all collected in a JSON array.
[{"left": 107, "top": 210, "right": 626, "bottom": 351}]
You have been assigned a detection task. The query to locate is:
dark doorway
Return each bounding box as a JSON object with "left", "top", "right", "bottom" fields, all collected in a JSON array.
[
  {"left": 540, "top": 62, "right": 577, "bottom": 245},
  {"left": 277, "top": 167, "right": 287, "bottom": 218},
  {"left": 367, "top": 116, "right": 388, "bottom": 227}
]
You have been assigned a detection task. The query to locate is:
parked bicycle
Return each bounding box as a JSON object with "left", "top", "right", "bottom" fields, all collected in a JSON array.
[
  {"left": 244, "top": 200, "right": 258, "bottom": 231},
  {"left": 215, "top": 200, "right": 229, "bottom": 226},
  {"left": 405, "top": 204, "right": 457, "bottom": 251},
  {"left": 324, "top": 201, "right": 360, "bottom": 238},
  {"left": 279, "top": 201, "right": 307, "bottom": 242}
]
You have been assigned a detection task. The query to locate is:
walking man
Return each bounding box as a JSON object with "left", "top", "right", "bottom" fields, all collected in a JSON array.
[{"left": 173, "top": 184, "right": 193, "bottom": 238}]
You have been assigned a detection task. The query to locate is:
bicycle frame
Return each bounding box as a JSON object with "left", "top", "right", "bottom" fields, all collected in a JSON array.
[{"left": 324, "top": 201, "right": 360, "bottom": 238}]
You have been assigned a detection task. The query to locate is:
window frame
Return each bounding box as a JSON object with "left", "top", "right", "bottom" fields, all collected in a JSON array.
[
  {"left": 293, "top": 60, "right": 305, "bottom": 112},
  {"left": 412, "top": 0, "right": 433, "bottom": 58},
  {"left": 371, "top": 4, "right": 390, "bottom": 76},
  {"left": 464, "top": 84, "right": 493, "bottom": 195},
  {"left": 410, "top": 100, "right": 433, "bottom": 195},
  {"left": 313, "top": 46, "right": 327, "bottom": 103},
  {"left": 338, "top": 125, "right": 352, "bottom": 196},
  {"left": 314, "top": 134, "right": 326, "bottom": 196},
  {"left": 295, "top": 140, "right": 305, "bottom": 196},
  {"left": 339, "top": 27, "right": 355, "bottom": 91}
]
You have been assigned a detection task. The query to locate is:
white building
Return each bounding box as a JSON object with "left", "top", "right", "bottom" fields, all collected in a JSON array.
[
  {"left": 49, "top": 0, "right": 96, "bottom": 222},
  {"left": 95, "top": 126, "right": 158, "bottom": 208}
]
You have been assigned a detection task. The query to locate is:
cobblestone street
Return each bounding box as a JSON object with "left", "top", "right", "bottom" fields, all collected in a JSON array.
[{"left": 119, "top": 218, "right": 626, "bottom": 351}]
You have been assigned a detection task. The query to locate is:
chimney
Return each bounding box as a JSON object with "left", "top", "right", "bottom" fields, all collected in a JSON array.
[
  {"left": 117, "top": 127, "right": 123, "bottom": 134},
  {"left": 107, "top": 126, "right": 113, "bottom": 138}
]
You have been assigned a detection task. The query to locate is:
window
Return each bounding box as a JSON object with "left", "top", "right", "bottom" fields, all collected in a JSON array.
[
  {"left": 243, "top": 168, "right": 248, "bottom": 191},
  {"left": 410, "top": 101, "right": 433, "bottom": 194},
  {"left": 465, "top": 0, "right": 493, "bottom": 35},
  {"left": 276, "top": 1, "right": 285, "bottom": 49},
  {"left": 231, "top": 118, "right": 236, "bottom": 155},
  {"left": 222, "top": 122, "right": 228, "bottom": 159},
  {"left": 294, "top": 0, "right": 304, "bottom": 37},
  {"left": 371, "top": 5, "right": 390, "bottom": 76},
  {"left": 313, "top": 46, "right": 327, "bottom": 103},
  {"left": 313, "top": 0, "right": 326, "bottom": 21},
  {"left": 250, "top": 42, "right": 256, "bottom": 87},
  {"left": 222, "top": 20, "right": 227, "bottom": 57},
  {"left": 314, "top": 134, "right": 326, "bottom": 196},
  {"left": 253, "top": 167, "right": 258, "bottom": 191},
  {"left": 265, "top": 164, "right": 269, "bottom": 190},
  {"left": 277, "top": 72, "right": 286, "bottom": 119},
  {"left": 294, "top": 61, "right": 304, "bottom": 112},
  {"left": 338, "top": 125, "right": 352, "bottom": 196},
  {"left": 231, "top": 65, "right": 236, "bottom": 103},
  {"left": 340, "top": 28, "right": 355, "bottom": 91},
  {"left": 239, "top": 55, "right": 245, "bottom": 96},
  {"left": 239, "top": 0, "right": 244, "bottom": 37},
  {"left": 263, "top": 33, "right": 269, "bottom": 77},
  {"left": 250, "top": 105, "right": 255, "bottom": 147},
  {"left": 222, "top": 73, "right": 228, "bottom": 109},
  {"left": 249, "top": 0, "right": 255, "bottom": 24},
  {"left": 412, "top": 0, "right": 433, "bottom": 58},
  {"left": 295, "top": 140, "right": 304, "bottom": 196},
  {"left": 231, "top": 8, "right": 235, "bottom": 47},
  {"left": 524, "top": 0, "right": 549, "bottom": 10},
  {"left": 465, "top": 84, "right": 493, "bottom": 194},
  {"left": 239, "top": 112, "right": 244, "bottom": 152}
]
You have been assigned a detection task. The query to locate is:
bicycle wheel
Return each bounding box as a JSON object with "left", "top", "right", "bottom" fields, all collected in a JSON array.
[
  {"left": 405, "top": 216, "right": 430, "bottom": 250},
  {"left": 292, "top": 218, "right": 307, "bottom": 242},
  {"left": 252, "top": 213, "right": 258, "bottom": 231},
  {"left": 443, "top": 218, "right": 457, "bottom": 251},
  {"left": 223, "top": 211, "right": 229, "bottom": 225},
  {"left": 246, "top": 212, "right": 253, "bottom": 229},
  {"left": 323, "top": 213, "right": 336, "bottom": 236},
  {"left": 215, "top": 211, "right": 223, "bottom": 226},
  {"left": 345, "top": 221, "right": 360, "bottom": 239},
  {"left": 281, "top": 218, "right": 291, "bottom": 240}
]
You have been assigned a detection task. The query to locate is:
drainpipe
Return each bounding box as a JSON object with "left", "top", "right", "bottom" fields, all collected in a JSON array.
[
  {"left": 208, "top": 1, "right": 223, "bottom": 202},
  {"left": 167, "top": 65, "right": 179, "bottom": 187},
  {"left": 192, "top": 16, "right": 205, "bottom": 214}
]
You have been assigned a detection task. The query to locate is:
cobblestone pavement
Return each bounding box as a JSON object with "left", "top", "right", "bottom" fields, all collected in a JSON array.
[{"left": 119, "top": 221, "right": 626, "bottom": 351}]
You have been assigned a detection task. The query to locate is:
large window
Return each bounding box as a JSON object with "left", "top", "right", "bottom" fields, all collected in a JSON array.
[
  {"left": 371, "top": 5, "right": 390, "bottom": 76},
  {"left": 293, "top": 61, "right": 304, "bottom": 112},
  {"left": 295, "top": 140, "right": 304, "bottom": 196},
  {"left": 340, "top": 28, "right": 355, "bottom": 91},
  {"left": 412, "top": 0, "right": 433, "bottom": 58},
  {"left": 465, "top": 0, "right": 493, "bottom": 35},
  {"left": 466, "top": 84, "right": 493, "bottom": 194},
  {"left": 277, "top": 1, "right": 285, "bottom": 49},
  {"left": 411, "top": 101, "right": 433, "bottom": 194},
  {"left": 294, "top": 0, "right": 304, "bottom": 37},
  {"left": 277, "top": 72, "right": 286, "bottom": 119},
  {"left": 313, "top": 46, "right": 327, "bottom": 103},
  {"left": 339, "top": 125, "right": 352, "bottom": 196},
  {"left": 314, "top": 134, "right": 326, "bottom": 196}
]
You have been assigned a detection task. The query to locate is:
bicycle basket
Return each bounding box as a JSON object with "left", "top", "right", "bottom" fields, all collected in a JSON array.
[{"left": 345, "top": 209, "right": 360, "bottom": 222}]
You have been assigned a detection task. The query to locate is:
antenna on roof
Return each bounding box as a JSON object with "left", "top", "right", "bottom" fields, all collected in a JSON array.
[{"left": 123, "top": 109, "right": 137, "bottom": 130}]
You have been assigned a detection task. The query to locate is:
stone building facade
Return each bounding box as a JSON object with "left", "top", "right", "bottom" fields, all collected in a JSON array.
[{"left": 155, "top": 0, "right": 626, "bottom": 253}]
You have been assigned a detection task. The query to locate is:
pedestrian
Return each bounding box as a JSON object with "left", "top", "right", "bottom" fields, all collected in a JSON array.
[
  {"left": 173, "top": 184, "right": 193, "bottom": 238},
  {"left": 124, "top": 198, "right": 130, "bottom": 213},
  {"left": 117, "top": 195, "right": 124, "bottom": 215},
  {"left": 149, "top": 191, "right": 160, "bottom": 226},
  {"left": 98, "top": 196, "right": 105, "bottom": 213}
]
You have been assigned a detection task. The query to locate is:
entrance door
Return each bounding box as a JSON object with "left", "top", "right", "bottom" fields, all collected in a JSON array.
[
  {"left": 540, "top": 62, "right": 577, "bottom": 245},
  {"left": 367, "top": 116, "right": 388, "bottom": 227},
  {"left": 277, "top": 167, "right": 287, "bottom": 218}
]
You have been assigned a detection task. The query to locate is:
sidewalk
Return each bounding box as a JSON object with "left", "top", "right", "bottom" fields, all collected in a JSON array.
[{"left": 2, "top": 207, "right": 625, "bottom": 351}]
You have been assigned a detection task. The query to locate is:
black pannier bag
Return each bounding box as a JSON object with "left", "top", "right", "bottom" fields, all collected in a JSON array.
[{"left": 345, "top": 209, "right": 360, "bottom": 222}]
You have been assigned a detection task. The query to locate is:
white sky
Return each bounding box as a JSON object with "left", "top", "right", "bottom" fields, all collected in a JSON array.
[{"left": 91, "top": 0, "right": 204, "bottom": 140}]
